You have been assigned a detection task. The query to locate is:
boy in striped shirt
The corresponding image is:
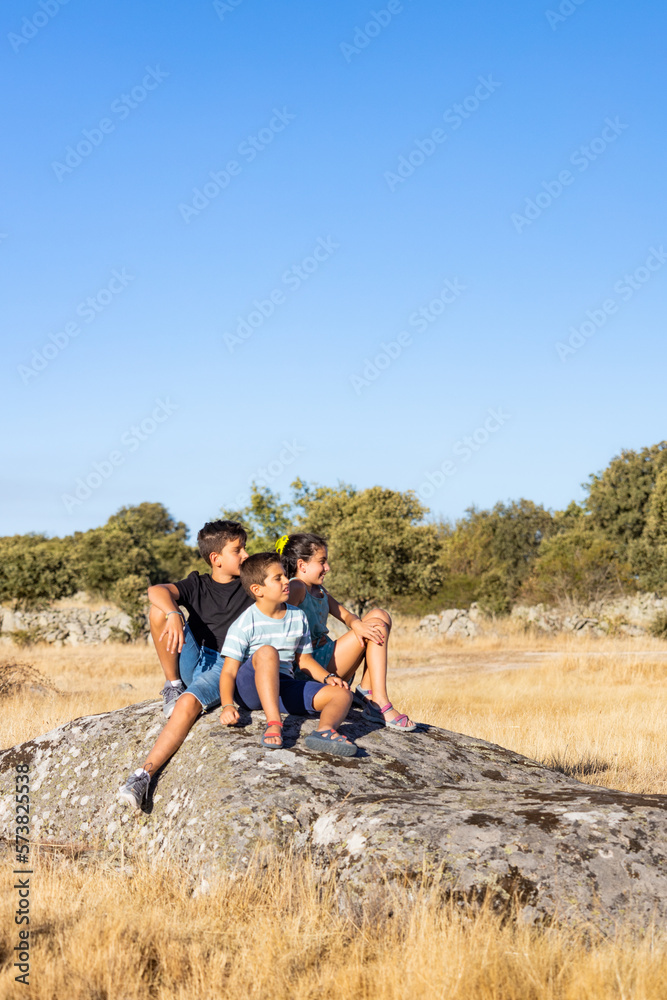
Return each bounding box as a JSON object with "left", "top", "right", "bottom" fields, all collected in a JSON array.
[{"left": 219, "top": 552, "right": 357, "bottom": 756}]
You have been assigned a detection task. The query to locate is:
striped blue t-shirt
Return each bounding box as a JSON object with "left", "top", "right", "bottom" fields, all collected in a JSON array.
[{"left": 220, "top": 603, "right": 313, "bottom": 677}]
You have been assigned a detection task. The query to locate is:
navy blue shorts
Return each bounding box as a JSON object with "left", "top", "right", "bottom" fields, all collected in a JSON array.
[{"left": 234, "top": 657, "right": 325, "bottom": 716}]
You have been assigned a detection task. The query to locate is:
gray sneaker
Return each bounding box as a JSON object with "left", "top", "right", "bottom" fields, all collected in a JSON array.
[
  {"left": 161, "top": 680, "right": 186, "bottom": 718},
  {"left": 118, "top": 770, "right": 151, "bottom": 810}
]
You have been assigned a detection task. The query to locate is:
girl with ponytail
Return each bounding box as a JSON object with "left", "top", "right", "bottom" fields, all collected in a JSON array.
[{"left": 276, "top": 532, "right": 416, "bottom": 731}]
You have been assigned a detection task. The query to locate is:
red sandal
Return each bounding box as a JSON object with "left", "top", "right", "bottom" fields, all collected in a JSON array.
[{"left": 261, "top": 720, "right": 283, "bottom": 750}]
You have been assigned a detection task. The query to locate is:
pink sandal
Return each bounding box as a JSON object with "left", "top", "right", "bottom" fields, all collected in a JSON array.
[{"left": 363, "top": 701, "right": 417, "bottom": 732}]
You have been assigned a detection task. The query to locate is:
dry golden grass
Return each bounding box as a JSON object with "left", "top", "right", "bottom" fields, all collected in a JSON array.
[
  {"left": 1, "top": 624, "right": 666, "bottom": 998},
  {"left": 386, "top": 618, "right": 667, "bottom": 795},
  {"left": 0, "top": 853, "right": 666, "bottom": 1000},
  {"left": 0, "top": 641, "right": 158, "bottom": 749}
]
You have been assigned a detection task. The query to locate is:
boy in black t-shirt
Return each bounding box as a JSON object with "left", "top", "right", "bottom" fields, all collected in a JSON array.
[
  {"left": 118, "top": 519, "right": 253, "bottom": 809},
  {"left": 147, "top": 522, "right": 253, "bottom": 720}
]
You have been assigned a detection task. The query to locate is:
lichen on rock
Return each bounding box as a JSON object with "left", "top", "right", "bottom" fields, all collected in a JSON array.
[{"left": 1, "top": 701, "right": 665, "bottom": 928}]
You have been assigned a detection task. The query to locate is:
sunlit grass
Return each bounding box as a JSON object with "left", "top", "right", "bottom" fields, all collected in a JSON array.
[
  {"left": 1, "top": 626, "right": 666, "bottom": 998},
  {"left": 1, "top": 852, "right": 665, "bottom": 1000}
]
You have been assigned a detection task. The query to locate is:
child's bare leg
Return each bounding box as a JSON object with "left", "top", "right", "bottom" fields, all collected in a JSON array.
[
  {"left": 251, "top": 645, "right": 283, "bottom": 746},
  {"left": 149, "top": 605, "right": 180, "bottom": 682},
  {"left": 358, "top": 611, "right": 392, "bottom": 707},
  {"left": 141, "top": 693, "right": 202, "bottom": 775},
  {"left": 332, "top": 610, "right": 411, "bottom": 726},
  {"left": 312, "top": 685, "right": 353, "bottom": 733},
  {"left": 328, "top": 631, "right": 366, "bottom": 681},
  {"left": 329, "top": 609, "right": 389, "bottom": 686}
]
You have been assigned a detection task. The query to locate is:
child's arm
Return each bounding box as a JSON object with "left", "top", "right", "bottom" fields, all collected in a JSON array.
[
  {"left": 287, "top": 580, "right": 306, "bottom": 606},
  {"left": 294, "top": 650, "right": 349, "bottom": 688},
  {"left": 219, "top": 618, "right": 250, "bottom": 725},
  {"left": 147, "top": 583, "right": 186, "bottom": 653},
  {"left": 219, "top": 657, "right": 242, "bottom": 725},
  {"left": 325, "top": 591, "right": 385, "bottom": 648}
]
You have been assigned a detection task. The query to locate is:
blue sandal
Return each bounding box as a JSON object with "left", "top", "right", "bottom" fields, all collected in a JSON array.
[
  {"left": 352, "top": 685, "right": 373, "bottom": 709},
  {"left": 304, "top": 728, "right": 357, "bottom": 757}
]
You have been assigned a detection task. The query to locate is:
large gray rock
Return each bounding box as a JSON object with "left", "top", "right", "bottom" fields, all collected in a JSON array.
[{"left": 1, "top": 703, "right": 665, "bottom": 927}]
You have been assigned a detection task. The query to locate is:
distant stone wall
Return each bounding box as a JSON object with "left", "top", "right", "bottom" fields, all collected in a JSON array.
[
  {"left": 0, "top": 606, "right": 343, "bottom": 648},
  {"left": 417, "top": 604, "right": 482, "bottom": 638},
  {"left": 3, "top": 594, "right": 665, "bottom": 646},
  {"left": 511, "top": 593, "right": 667, "bottom": 636},
  {"left": 417, "top": 594, "right": 667, "bottom": 639},
  {"left": 0, "top": 606, "right": 136, "bottom": 646}
]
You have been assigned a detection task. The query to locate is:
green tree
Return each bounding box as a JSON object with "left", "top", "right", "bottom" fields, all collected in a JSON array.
[
  {"left": 584, "top": 442, "right": 667, "bottom": 546},
  {"left": 294, "top": 481, "right": 442, "bottom": 614},
  {"left": 222, "top": 481, "right": 442, "bottom": 610},
  {"left": 440, "top": 500, "right": 555, "bottom": 614},
  {"left": 522, "top": 528, "right": 632, "bottom": 608},
  {"left": 221, "top": 485, "right": 292, "bottom": 554},
  {"left": 628, "top": 467, "right": 667, "bottom": 593},
  {"left": 0, "top": 535, "right": 78, "bottom": 610},
  {"left": 73, "top": 502, "right": 196, "bottom": 596},
  {"left": 552, "top": 500, "right": 587, "bottom": 534}
]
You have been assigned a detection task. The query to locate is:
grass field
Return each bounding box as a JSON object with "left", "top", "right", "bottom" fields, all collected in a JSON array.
[{"left": 1, "top": 619, "right": 666, "bottom": 998}]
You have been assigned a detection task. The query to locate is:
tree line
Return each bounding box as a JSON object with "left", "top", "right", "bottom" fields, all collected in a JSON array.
[{"left": 2, "top": 441, "right": 667, "bottom": 619}]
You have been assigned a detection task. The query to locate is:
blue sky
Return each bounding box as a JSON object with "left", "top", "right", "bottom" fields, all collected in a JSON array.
[{"left": 2, "top": 0, "right": 665, "bottom": 541}]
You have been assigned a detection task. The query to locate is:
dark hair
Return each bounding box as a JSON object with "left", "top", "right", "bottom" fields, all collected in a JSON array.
[
  {"left": 197, "top": 520, "right": 247, "bottom": 566},
  {"left": 280, "top": 532, "right": 328, "bottom": 580},
  {"left": 240, "top": 552, "right": 283, "bottom": 597}
]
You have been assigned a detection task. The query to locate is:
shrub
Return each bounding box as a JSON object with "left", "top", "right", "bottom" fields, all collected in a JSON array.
[
  {"left": 521, "top": 529, "right": 632, "bottom": 608},
  {"left": 0, "top": 502, "right": 197, "bottom": 613},
  {"left": 648, "top": 611, "right": 667, "bottom": 639},
  {"left": 110, "top": 574, "right": 149, "bottom": 638},
  {"left": 108, "top": 626, "right": 131, "bottom": 644},
  {"left": 390, "top": 575, "right": 482, "bottom": 616},
  {"left": 0, "top": 536, "right": 78, "bottom": 610},
  {"left": 10, "top": 627, "right": 45, "bottom": 647},
  {"left": 440, "top": 500, "right": 555, "bottom": 615}
]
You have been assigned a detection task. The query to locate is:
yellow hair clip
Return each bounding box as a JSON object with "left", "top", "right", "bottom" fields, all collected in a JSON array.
[{"left": 275, "top": 534, "right": 289, "bottom": 555}]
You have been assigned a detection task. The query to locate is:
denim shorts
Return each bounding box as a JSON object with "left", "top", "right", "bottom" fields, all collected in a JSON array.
[
  {"left": 177, "top": 624, "right": 224, "bottom": 711},
  {"left": 234, "top": 657, "right": 325, "bottom": 716},
  {"left": 311, "top": 636, "right": 336, "bottom": 668}
]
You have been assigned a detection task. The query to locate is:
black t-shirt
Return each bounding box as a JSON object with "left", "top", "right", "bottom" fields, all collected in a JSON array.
[{"left": 175, "top": 571, "right": 254, "bottom": 652}]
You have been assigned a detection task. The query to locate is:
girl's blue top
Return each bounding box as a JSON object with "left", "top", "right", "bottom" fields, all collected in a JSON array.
[{"left": 296, "top": 583, "right": 330, "bottom": 647}]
